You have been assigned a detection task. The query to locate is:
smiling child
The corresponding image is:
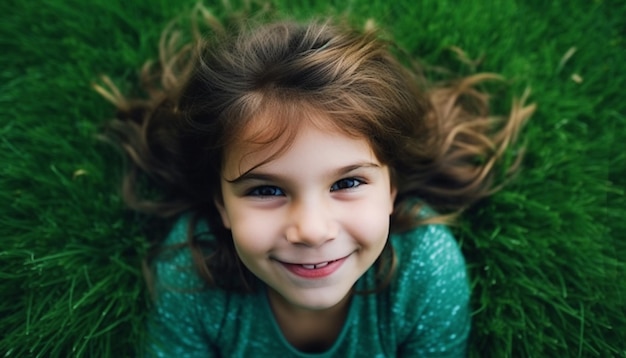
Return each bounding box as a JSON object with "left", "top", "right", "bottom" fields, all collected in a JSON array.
[{"left": 97, "top": 14, "right": 533, "bottom": 357}]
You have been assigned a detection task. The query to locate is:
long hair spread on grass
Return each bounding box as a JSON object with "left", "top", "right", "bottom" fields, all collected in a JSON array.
[{"left": 95, "top": 6, "right": 535, "bottom": 292}]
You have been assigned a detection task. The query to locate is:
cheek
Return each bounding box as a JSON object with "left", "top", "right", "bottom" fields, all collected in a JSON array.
[
  {"left": 228, "top": 210, "right": 281, "bottom": 255},
  {"left": 347, "top": 197, "right": 393, "bottom": 246}
]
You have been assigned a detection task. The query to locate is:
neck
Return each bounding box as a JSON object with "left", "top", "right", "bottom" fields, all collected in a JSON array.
[{"left": 267, "top": 289, "right": 352, "bottom": 353}]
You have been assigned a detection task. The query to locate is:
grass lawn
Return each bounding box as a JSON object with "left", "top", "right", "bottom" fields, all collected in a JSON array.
[{"left": 1, "top": 0, "right": 624, "bottom": 356}]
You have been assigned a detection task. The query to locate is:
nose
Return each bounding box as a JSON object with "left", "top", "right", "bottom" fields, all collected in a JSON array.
[{"left": 285, "top": 198, "right": 336, "bottom": 247}]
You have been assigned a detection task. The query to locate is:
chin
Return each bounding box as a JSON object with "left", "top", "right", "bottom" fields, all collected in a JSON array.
[{"left": 286, "top": 288, "right": 353, "bottom": 311}]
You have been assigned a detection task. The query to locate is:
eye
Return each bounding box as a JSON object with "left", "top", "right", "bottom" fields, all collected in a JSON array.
[
  {"left": 247, "top": 185, "right": 285, "bottom": 197},
  {"left": 330, "top": 178, "right": 364, "bottom": 192}
]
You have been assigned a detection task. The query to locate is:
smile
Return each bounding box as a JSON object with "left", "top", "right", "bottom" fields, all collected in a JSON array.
[
  {"left": 277, "top": 255, "right": 350, "bottom": 279},
  {"left": 300, "top": 261, "right": 332, "bottom": 269}
]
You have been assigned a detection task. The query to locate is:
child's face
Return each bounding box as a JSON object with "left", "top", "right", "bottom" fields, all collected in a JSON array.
[{"left": 216, "top": 118, "right": 396, "bottom": 312}]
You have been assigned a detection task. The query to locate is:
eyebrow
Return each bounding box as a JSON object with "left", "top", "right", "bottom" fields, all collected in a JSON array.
[{"left": 225, "top": 162, "right": 381, "bottom": 185}]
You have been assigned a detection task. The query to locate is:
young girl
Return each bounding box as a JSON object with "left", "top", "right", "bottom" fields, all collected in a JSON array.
[{"left": 97, "top": 10, "right": 533, "bottom": 357}]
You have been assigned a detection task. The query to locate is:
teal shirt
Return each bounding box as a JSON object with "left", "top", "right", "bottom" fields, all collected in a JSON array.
[{"left": 146, "top": 215, "right": 470, "bottom": 357}]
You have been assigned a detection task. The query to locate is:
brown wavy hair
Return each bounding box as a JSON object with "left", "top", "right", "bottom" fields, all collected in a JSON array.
[{"left": 95, "top": 7, "right": 535, "bottom": 292}]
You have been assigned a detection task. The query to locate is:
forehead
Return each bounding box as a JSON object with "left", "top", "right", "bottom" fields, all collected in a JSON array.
[
  {"left": 221, "top": 108, "right": 374, "bottom": 178},
  {"left": 234, "top": 100, "right": 344, "bottom": 144}
]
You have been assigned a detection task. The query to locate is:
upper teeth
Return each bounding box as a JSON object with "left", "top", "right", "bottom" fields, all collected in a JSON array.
[{"left": 301, "top": 261, "right": 330, "bottom": 269}]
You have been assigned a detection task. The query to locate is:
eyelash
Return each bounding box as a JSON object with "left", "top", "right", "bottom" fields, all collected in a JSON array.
[
  {"left": 247, "top": 186, "right": 285, "bottom": 197},
  {"left": 330, "top": 178, "right": 364, "bottom": 192},
  {"left": 246, "top": 178, "right": 365, "bottom": 197}
]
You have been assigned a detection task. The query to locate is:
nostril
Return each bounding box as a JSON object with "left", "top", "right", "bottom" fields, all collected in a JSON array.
[
  {"left": 284, "top": 227, "right": 299, "bottom": 243},
  {"left": 284, "top": 220, "right": 334, "bottom": 246},
  {"left": 285, "top": 201, "right": 337, "bottom": 245}
]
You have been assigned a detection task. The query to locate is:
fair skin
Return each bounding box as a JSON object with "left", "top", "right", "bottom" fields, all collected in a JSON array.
[{"left": 216, "top": 115, "right": 396, "bottom": 351}]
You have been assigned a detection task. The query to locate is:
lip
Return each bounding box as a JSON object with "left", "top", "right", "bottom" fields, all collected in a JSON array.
[{"left": 278, "top": 255, "right": 349, "bottom": 279}]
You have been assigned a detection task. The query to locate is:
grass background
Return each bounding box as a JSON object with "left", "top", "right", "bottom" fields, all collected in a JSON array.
[{"left": 1, "top": 0, "right": 624, "bottom": 356}]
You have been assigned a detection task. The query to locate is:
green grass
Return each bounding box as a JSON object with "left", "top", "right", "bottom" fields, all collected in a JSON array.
[{"left": 1, "top": 0, "right": 624, "bottom": 356}]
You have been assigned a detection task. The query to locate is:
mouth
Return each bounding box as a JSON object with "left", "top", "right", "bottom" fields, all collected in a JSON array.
[
  {"left": 278, "top": 254, "right": 348, "bottom": 268},
  {"left": 296, "top": 260, "right": 335, "bottom": 270},
  {"left": 276, "top": 255, "right": 350, "bottom": 279}
]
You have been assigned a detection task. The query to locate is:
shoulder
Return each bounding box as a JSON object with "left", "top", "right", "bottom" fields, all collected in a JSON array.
[
  {"left": 389, "top": 223, "right": 469, "bottom": 307},
  {"left": 392, "top": 223, "right": 466, "bottom": 278},
  {"left": 150, "top": 213, "right": 223, "bottom": 313},
  {"left": 146, "top": 214, "right": 229, "bottom": 355},
  {"left": 387, "top": 224, "right": 471, "bottom": 355},
  {"left": 152, "top": 213, "right": 210, "bottom": 291}
]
